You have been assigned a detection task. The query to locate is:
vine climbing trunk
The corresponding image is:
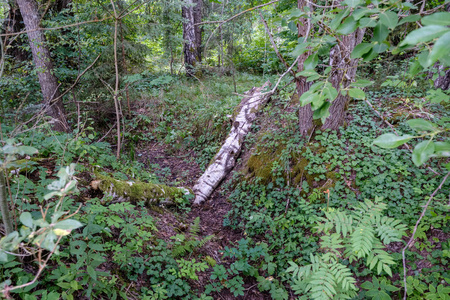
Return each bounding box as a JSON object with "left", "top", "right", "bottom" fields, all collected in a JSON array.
[
  {"left": 182, "top": 0, "right": 202, "bottom": 76},
  {"left": 193, "top": 81, "right": 271, "bottom": 204},
  {"left": 16, "top": 0, "right": 70, "bottom": 132}
]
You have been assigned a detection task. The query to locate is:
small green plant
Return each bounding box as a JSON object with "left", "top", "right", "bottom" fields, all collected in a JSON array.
[
  {"left": 287, "top": 197, "right": 407, "bottom": 300},
  {"left": 171, "top": 217, "right": 213, "bottom": 257}
]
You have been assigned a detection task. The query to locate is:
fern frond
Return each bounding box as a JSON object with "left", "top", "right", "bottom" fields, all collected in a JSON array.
[
  {"left": 308, "top": 264, "right": 337, "bottom": 300},
  {"left": 320, "top": 233, "right": 344, "bottom": 257},
  {"left": 375, "top": 216, "right": 407, "bottom": 244},
  {"left": 330, "top": 263, "right": 357, "bottom": 292},
  {"left": 190, "top": 217, "right": 201, "bottom": 237},
  {"left": 351, "top": 225, "right": 374, "bottom": 258}
]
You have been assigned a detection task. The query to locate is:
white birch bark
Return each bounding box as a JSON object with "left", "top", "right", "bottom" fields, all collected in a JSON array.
[{"left": 193, "top": 81, "right": 271, "bottom": 204}]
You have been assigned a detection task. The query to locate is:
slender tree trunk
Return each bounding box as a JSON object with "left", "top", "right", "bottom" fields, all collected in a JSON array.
[
  {"left": 321, "top": 28, "right": 365, "bottom": 130},
  {"left": 16, "top": 0, "right": 70, "bottom": 132},
  {"left": 182, "top": 0, "right": 202, "bottom": 76},
  {"left": 0, "top": 171, "right": 13, "bottom": 235},
  {"left": 296, "top": 0, "right": 313, "bottom": 136}
]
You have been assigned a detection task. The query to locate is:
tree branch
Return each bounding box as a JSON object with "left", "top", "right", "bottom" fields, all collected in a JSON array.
[{"left": 402, "top": 171, "right": 450, "bottom": 300}]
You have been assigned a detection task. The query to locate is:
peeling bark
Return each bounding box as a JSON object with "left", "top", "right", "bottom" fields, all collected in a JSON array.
[
  {"left": 182, "top": 0, "right": 202, "bottom": 76},
  {"left": 193, "top": 81, "right": 271, "bottom": 204}
]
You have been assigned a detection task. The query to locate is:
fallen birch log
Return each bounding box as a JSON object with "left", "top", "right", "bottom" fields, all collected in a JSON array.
[
  {"left": 91, "top": 173, "right": 192, "bottom": 206},
  {"left": 193, "top": 81, "right": 272, "bottom": 204}
]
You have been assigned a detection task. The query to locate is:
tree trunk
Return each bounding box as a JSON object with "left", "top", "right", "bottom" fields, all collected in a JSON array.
[
  {"left": 296, "top": 0, "right": 313, "bottom": 136},
  {"left": 193, "top": 81, "right": 271, "bottom": 204},
  {"left": 16, "top": 0, "right": 70, "bottom": 132},
  {"left": 321, "top": 27, "right": 365, "bottom": 130},
  {"left": 182, "top": 0, "right": 202, "bottom": 76},
  {"left": 434, "top": 66, "right": 450, "bottom": 90}
]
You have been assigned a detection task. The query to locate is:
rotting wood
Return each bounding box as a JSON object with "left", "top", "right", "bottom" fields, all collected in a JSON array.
[
  {"left": 193, "top": 81, "right": 272, "bottom": 204},
  {"left": 92, "top": 173, "right": 192, "bottom": 206}
]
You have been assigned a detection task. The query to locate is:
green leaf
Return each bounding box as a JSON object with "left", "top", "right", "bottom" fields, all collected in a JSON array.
[
  {"left": 359, "top": 17, "right": 377, "bottom": 28},
  {"left": 379, "top": 11, "right": 398, "bottom": 29},
  {"left": 406, "top": 119, "right": 438, "bottom": 132},
  {"left": 323, "top": 82, "right": 338, "bottom": 101},
  {"left": 372, "top": 23, "right": 389, "bottom": 44},
  {"left": 53, "top": 219, "right": 83, "bottom": 232},
  {"left": 422, "top": 12, "right": 450, "bottom": 26},
  {"left": 433, "top": 142, "right": 450, "bottom": 157},
  {"left": 343, "top": 0, "right": 361, "bottom": 8},
  {"left": 412, "top": 140, "right": 435, "bottom": 166},
  {"left": 353, "top": 8, "right": 378, "bottom": 20},
  {"left": 373, "top": 42, "right": 389, "bottom": 54},
  {"left": 291, "top": 43, "right": 309, "bottom": 57},
  {"left": 373, "top": 133, "right": 414, "bottom": 149},
  {"left": 20, "top": 212, "right": 33, "bottom": 228},
  {"left": 313, "top": 102, "right": 331, "bottom": 123},
  {"left": 304, "top": 53, "right": 318, "bottom": 70},
  {"left": 348, "top": 88, "right": 366, "bottom": 100},
  {"left": 351, "top": 43, "right": 373, "bottom": 59},
  {"left": 337, "top": 16, "right": 357, "bottom": 35},
  {"left": 87, "top": 266, "right": 97, "bottom": 281},
  {"left": 398, "top": 14, "right": 421, "bottom": 26},
  {"left": 299, "top": 91, "right": 320, "bottom": 106},
  {"left": 351, "top": 79, "right": 373, "bottom": 87},
  {"left": 399, "top": 25, "right": 450, "bottom": 46},
  {"left": 330, "top": 8, "right": 351, "bottom": 30},
  {"left": 428, "top": 32, "right": 450, "bottom": 66},
  {"left": 297, "top": 70, "right": 319, "bottom": 77},
  {"left": 17, "top": 146, "right": 38, "bottom": 156}
]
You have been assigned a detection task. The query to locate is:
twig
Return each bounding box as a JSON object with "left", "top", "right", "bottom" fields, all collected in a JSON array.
[
  {"left": 111, "top": 0, "right": 122, "bottom": 159},
  {"left": 259, "top": 11, "right": 294, "bottom": 75},
  {"left": 402, "top": 171, "right": 450, "bottom": 300},
  {"left": 1, "top": 235, "right": 63, "bottom": 295}
]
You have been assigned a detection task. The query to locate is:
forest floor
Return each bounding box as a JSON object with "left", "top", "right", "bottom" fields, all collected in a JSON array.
[{"left": 136, "top": 143, "right": 269, "bottom": 299}]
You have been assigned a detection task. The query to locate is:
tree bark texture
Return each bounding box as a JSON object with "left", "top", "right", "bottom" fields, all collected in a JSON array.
[
  {"left": 321, "top": 27, "right": 365, "bottom": 130},
  {"left": 182, "top": 0, "right": 202, "bottom": 76},
  {"left": 193, "top": 81, "right": 271, "bottom": 204},
  {"left": 296, "top": 0, "right": 313, "bottom": 137},
  {"left": 434, "top": 66, "right": 450, "bottom": 90},
  {"left": 16, "top": 0, "right": 70, "bottom": 132}
]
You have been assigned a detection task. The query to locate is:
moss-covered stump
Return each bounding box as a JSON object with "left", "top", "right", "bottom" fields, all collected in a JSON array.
[
  {"left": 92, "top": 173, "right": 192, "bottom": 206},
  {"left": 243, "top": 139, "right": 338, "bottom": 199}
]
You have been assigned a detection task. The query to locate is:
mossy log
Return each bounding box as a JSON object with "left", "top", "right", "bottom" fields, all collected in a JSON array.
[
  {"left": 193, "top": 81, "right": 271, "bottom": 204},
  {"left": 92, "top": 173, "right": 192, "bottom": 206}
]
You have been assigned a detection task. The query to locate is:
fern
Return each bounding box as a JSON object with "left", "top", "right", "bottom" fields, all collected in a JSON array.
[
  {"left": 171, "top": 217, "right": 214, "bottom": 257},
  {"left": 288, "top": 197, "right": 405, "bottom": 300}
]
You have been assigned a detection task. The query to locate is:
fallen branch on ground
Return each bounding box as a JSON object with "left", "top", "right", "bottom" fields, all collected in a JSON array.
[{"left": 193, "top": 81, "right": 272, "bottom": 204}]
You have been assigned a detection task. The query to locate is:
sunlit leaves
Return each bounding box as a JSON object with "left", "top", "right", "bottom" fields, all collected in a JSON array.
[
  {"left": 348, "top": 88, "right": 366, "bottom": 100},
  {"left": 412, "top": 140, "right": 435, "bottom": 167},
  {"left": 351, "top": 43, "right": 372, "bottom": 59},
  {"left": 379, "top": 11, "right": 398, "bottom": 29},
  {"left": 407, "top": 119, "right": 438, "bottom": 133},
  {"left": 428, "top": 32, "right": 450, "bottom": 66},
  {"left": 421, "top": 12, "right": 450, "bottom": 26},
  {"left": 399, "top": 25, "right": 450, "bottom": 46},
  {"left": 372, "top": 134, "right": 414, "bottom": 149}
]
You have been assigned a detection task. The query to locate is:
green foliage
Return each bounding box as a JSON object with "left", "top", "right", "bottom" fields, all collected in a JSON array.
[
  {"left": 171, "top": 217, "right": 213, "bottom": 258},
  {"left": 287, "top": 198, "right": 406, "bottom": 299}
]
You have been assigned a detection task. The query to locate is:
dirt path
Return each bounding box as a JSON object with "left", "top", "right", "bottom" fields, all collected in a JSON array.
[{"left": 136, "top": 143, "right": 268, "bottom": 299}]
